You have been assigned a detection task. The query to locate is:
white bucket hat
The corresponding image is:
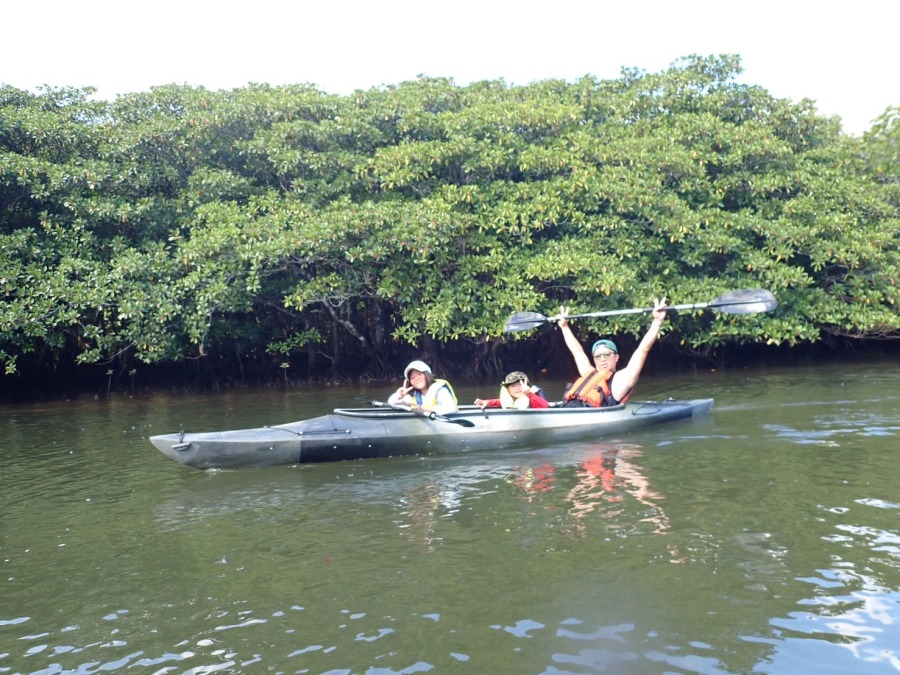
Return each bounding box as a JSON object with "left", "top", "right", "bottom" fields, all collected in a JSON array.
[{"left": 404, "top": 360, "right": 432, "bottom": 379}]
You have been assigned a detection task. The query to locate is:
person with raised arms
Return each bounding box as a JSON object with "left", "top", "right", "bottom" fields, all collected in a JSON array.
[
  {"left": 557, "top": 299, "right": 668, "bottom": 407},
  {"left": 388, "top": 360, "right": 458, "bottom": 415}
]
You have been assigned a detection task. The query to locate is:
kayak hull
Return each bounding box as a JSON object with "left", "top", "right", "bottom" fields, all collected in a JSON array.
[{"left": 149, "top": 398, "right": 714, "bottom": 470}]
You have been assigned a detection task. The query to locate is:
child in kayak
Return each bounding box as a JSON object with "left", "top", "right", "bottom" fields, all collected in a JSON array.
[
  {"left": 475, "top": 371, "right": 550, "bottom": 410},
  {"left": 388, "top": 360, "right": 458, "bottom": 415}
]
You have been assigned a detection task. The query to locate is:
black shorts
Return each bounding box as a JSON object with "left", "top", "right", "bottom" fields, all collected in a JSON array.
[{"left": 564, "top": 399, "right": 592, "bottom": 408}]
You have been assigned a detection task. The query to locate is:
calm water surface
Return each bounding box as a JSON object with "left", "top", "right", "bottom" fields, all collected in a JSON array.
[{"left": 1, "top": 359, "right": 899, "bottom": 674}]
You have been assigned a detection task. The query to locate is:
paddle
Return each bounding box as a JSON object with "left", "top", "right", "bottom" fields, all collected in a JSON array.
[
  {"left": 364, "top": 399, "right": 476, "bottom": 428},
  {"left": 503, "top": 288, "right": 777, "bottom": 333},
  {"left": 391, "top": 403, "right": 476, "bottom": 428}
]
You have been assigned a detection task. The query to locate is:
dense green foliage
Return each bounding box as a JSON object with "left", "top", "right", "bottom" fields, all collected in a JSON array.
[{"left": 1, "top": 55, "right": 897, "bottom": 387}]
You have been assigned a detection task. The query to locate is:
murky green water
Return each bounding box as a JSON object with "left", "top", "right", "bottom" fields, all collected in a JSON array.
[{"left": 2, "top": 359, "right": 899, "bottom": 674}]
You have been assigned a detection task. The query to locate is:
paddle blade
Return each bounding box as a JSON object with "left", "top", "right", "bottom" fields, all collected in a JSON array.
[
  {"left": 503, "top": 311, "right": 550, "bottom": 333},
  {"left": 708, "top": 289, "right": 778, "bottom": 314},
  {"left": 441, "top": 415, "right": 476, "bottom": 428}
]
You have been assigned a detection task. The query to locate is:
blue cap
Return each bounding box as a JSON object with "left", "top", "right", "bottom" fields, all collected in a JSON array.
[{"left": 591, "top": 339, "right": 618, "bottom": 355}]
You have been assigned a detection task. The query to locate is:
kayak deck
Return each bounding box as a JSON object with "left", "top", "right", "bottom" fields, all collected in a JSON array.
[{"left": 149, "top": 398, "right": 714, "bottom": 469}]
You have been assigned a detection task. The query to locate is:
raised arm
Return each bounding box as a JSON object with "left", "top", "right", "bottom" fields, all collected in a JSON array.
[
  {"left": 387, "top": 379, "right": 414, "bottom": 407},
  {"left": 556, "top": 306, "right": 594, "bottom": 377},
  {"left": 609, "top": 298, "right": 667, "bottom": 402}
]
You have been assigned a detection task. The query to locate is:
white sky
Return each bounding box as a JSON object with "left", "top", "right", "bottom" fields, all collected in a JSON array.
[{"left": 4, "top": 1, "right": 897, "bottom": 136}]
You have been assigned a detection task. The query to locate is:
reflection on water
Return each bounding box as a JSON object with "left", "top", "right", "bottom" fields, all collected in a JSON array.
[
  {"left": 0, "top": 360, "right": 898, "bottom": 673},
  {"left": 766, "top": 497, "right": 900, "bottom": 672},
  {"left": 506, "top": 443, "right": 677, "bottom": 547}
]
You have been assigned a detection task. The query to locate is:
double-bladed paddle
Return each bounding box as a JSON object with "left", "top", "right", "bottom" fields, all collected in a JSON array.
[
  {"left": 503, "top": 288, "right": 777, "bottom": 333},
  {"left": 390, "top": 403, "right": 476, "bottom": 427},
  {"left": 364, "top": 399, "right": 476, "bottom": 428}
]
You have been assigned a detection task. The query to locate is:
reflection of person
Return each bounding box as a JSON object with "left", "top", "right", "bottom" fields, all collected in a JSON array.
[
  {"left": 506, "top": 443, "right": 681, "bottom": 557},
  {"left": 475, "top": 371, "right": 550, "bottom": 410},
  {"left": 557, "top": 299, "right": 668, "bottom": 407},
  {"left": 567, "top": 450, "right": 623, "bottom": 522},
  {"left": 507, "top": 464, "right": 557, "bottom": 502},
  {"left": 387, "top": 360, "right": 458, "bottom": 415},
  {"left": 398, "top": 482, "right": 457, "bottom": 554},
  {"left": 565, "top": 444, "right": 675, "bottom": 541}
]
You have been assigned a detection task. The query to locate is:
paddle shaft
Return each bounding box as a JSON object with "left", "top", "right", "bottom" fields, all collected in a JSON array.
[
  {"left": 391, "top": 402, "right": 441, "bottom": 419},
  {"left": 369, "top": 398, "right": 443, "bottom": 417},
  {"left": 559, "top": 298, "right": 720, "bottom": 322},
  {"left": 366, "top": 400, "right": 475, "bottom": 427},
  {"left": 504, "top": 289, "right": 777, "bottom": 332}
]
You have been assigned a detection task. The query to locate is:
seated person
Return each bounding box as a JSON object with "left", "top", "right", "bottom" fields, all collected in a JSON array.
[
  {"left": 475, "top": 371, "right": 550, "bottom": 410},
  {"left": 388, "top": 360, "right": 458, "bottom": 415}
]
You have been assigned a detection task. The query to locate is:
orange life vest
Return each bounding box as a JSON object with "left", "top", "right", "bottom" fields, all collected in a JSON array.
[{"left": 564, "top": 369, "right": 630, "bottom": 407}]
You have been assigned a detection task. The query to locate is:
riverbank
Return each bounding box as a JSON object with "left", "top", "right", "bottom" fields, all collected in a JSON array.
[{"left": 2, "top": 338, "right": 895, "bottom": 405}]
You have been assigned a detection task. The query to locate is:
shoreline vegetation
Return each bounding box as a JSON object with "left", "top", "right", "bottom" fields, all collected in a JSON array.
[
  {"left": 1, "top": 55, "right": 897, "bottom": 404},
  {"left": 2, "top": 339, "right": 894, "bottom": 405}
]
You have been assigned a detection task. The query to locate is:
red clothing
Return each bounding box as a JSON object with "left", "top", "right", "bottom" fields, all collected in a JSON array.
[{"left": 482, "top": 391, "right": 550, "bottom": 409}]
